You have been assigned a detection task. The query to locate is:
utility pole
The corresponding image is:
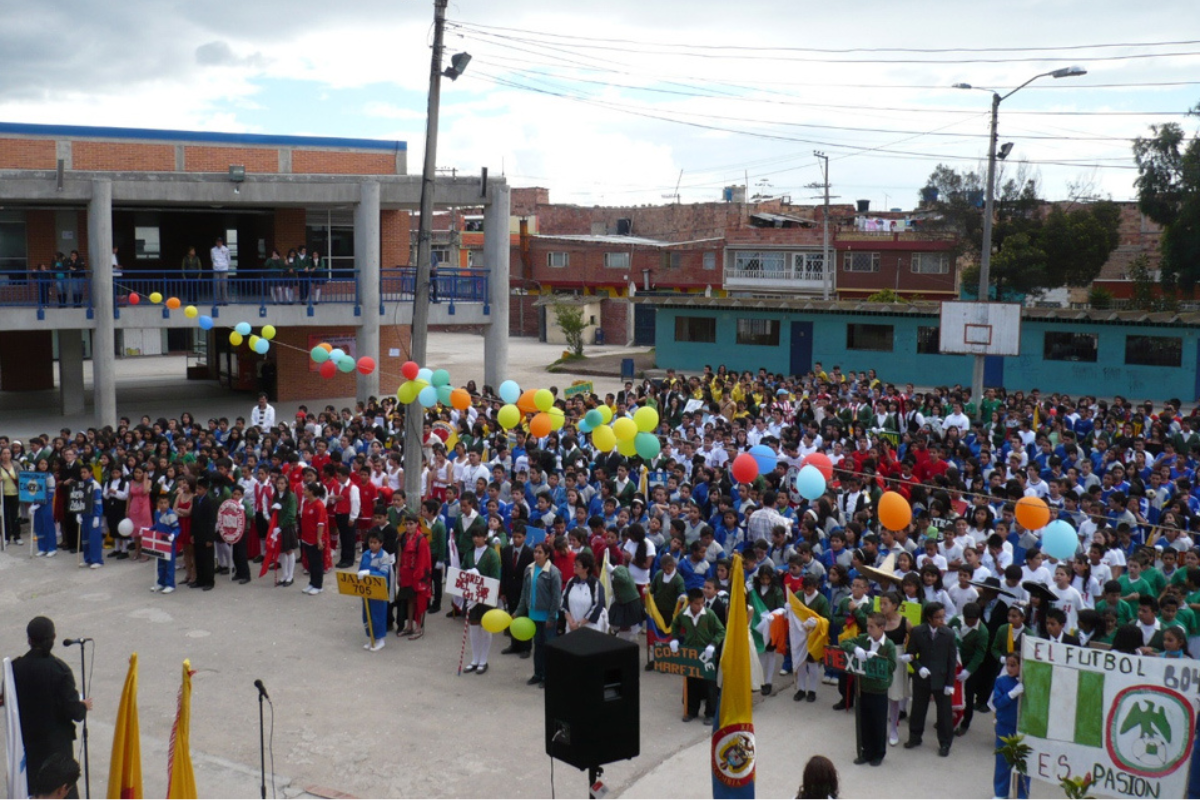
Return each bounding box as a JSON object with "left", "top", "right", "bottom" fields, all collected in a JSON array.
[
  {"left": 405, "top": 0, "right": 449, "bottom": 510},
  {"left": 811, "top": 151, "right": 832, "bottom": 300}
]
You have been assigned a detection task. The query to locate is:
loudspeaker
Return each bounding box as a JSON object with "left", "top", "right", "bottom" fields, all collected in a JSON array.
[{"left": 544, "top": 628, "right": 640, "bottom": 770}]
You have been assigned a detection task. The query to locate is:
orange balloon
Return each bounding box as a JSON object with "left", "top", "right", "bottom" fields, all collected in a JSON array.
[
  {"left": 529, "top": 412, "right": 552, "bottom": 439},
  {"left": 517, "top": 389, "right": 539, "bottom": 415},
  {"left": 165, "top": 296, "right": 181, "bottom": 310},
  {"left": 319, "top": 342, "right": 333, "bottom": 352},
  {"left": 1015, "top": 496, "right": 1051, "bottom": 531},
  {"left": 450, "top": 388, "right": 471, "bottom": 411},
  {"left": 877, "top": 491, "right": 912, "bottom": 532}
]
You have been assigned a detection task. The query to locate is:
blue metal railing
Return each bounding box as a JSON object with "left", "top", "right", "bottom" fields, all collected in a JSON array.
[
  {"left": 380, "top": 268, "right": 490, "bottom": 304},
  {"left": 112, "top": 269, "right": 361, "bottom": 311},
  {"left": 0, "top": 269, "right": 93, "bottom": 316}
]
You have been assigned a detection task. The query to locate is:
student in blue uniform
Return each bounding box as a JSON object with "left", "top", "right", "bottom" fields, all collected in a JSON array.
[
  {"left": 359, "top": 529, "right": 396, "bottom": 652},
  {"left": 990, "top": 652, "right": 1030, "bottom": 799},
  {"left": 78, "top": 464, "right": 104, "bottom": 569},
  {"left": 149, "top": 493, "right": 180, "bottom": 594},
  {"left": 29, "top": 457, "right": 57, "bottom": 557}
]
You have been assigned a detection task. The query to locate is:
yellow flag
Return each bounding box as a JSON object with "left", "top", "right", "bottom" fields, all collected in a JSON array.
[
  {"left": 787, "top": 588, "right": 831, "bottom": 662},
  {"left": 600, "top": 548, "right": 613, "bottom": 611},
  {"left": 108, "top": 653, "right": 142, "bottom": 799},
  {"left": 713, "top": 554, "right": 755, "bottom": 796},
  {"left": 166, "top": 660, "right": 197, "bottom": 799}
]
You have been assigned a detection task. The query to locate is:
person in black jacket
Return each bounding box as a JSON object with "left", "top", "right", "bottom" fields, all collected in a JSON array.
[
  {"left": 190, "top": 477, "right": 217, "bottom": 590},
  {"left": 11, "top": 616, "right": 92, "bottom": 797},
  {"left": 500, "top": 523, "right": 535, "bottom": 656},
  {"left": 905, "top": 601, "right": 959, "bottom": 757},
  {"left": 57, "top": 449, "right": 83, "bottom": 552}
]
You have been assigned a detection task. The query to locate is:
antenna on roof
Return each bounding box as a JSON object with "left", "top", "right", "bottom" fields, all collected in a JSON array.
[{"left": 662, "top": 169, "right": 683, "bottom": 203}]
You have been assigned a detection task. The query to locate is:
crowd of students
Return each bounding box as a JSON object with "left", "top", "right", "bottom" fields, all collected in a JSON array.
[{"left": 3, "top": 362, "right": 1200, "bottom": 796}]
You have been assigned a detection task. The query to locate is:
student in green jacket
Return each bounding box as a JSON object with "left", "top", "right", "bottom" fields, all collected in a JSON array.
[
  {"left": 670, "top": 586, "right": 726, "bottom": 724},
  {"left": 422, "top": 498, "right": 448, "bottom": 613},
  {"left": 951, "top": 602, "right": 988, "bottom": 736},
  {"left": 463, "top": 525, "right": 501, "bottom": 674},
  {"left": 264, "top": 248, "right": 287, "bottom": 304},
  {"left": 647, "top": 554, "right": 686, "bottom": 671},
  {"left": 1095, "top": 580, "right": 1136, "bottom": 625},
  {"left": 841, "top": 612, "right": 896, "bottom": 766}
]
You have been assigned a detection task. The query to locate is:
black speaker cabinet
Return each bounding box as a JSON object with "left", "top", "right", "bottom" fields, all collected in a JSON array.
[{"left": 544, "top": 628, "right": 640, "bottom": 770}]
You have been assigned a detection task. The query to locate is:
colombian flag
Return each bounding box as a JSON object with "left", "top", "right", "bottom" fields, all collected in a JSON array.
[
  {"left": 166, "top": 660, "right": 197, "bottom": 799},
  {"left": 107, "top": 653, "right": 143, "bottom": 799},
  {"left": 712, "top": 554, "right": 755, "bottom": 798}
]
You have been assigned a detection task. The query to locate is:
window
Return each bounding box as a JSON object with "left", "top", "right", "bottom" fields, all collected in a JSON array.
[
  {"left": 547, "top": 251, "right": 569, "bottom": 268},
  {"left": 1125, "top": 335, "right": 1182, "bottom": 367},
  {"left": 1043, "top": 332, "right": 1098, "bottom": 362},
  {"left": 225, "top": 228, "right": 238, "bottom": 269},
  {"left": 794, "top": 252, "right": 825, "bottom": 281},
  {"left": 703, "top": 251, "right": 717, "bottom": 271},
  {"left": 135, "top": 226, "right": 161, "bottom": 260},
  {"left": 916, "top": 326, "right": 941, "bottom": 354},
  {"left": 736, "top": 319, "right": 780, "bottom": 346},
  {"left": 604, "top": 252, "right": 630, "bottom": 269},
  {"left": 674, "top": 315, "right": 716, "bottom": 343},
  {"left": 431, "top": 248, "right": 450, "bottom": 267},
  {"left": 0, "top": 212, "right": 27, "bottom": 272},
  {"left": 912, "top": 252, "right": 949, "bottom": 274},
  {"left": 846, "top": 323, "right": 894, "bottom": 351},
  {"left": 733, "top": 250, "right": 786, "bottom": 275},
  {"left": 669, "top": 252, "right": 682, "bottom": 270},
  {"left": 843, "top": 252, "right": 880, "bottom": 272}
]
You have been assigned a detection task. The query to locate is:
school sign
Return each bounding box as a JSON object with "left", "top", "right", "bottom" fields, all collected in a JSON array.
[{"left": 1019, "top": 637, "right": 1198, "bottom": 799}]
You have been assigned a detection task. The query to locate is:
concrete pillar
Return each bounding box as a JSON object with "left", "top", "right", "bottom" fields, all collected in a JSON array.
[
  {"left": 59, "top": 330, "right": 86, "bottom": 416},
  {"left": 88, "top": 178, "right": 117, "bottom": 427},
  {"left": 354, "top": 180, "right": 382, "bottom": 399},
  {"left": 483, "top": 183, "right": 510, "bottom": 390}
]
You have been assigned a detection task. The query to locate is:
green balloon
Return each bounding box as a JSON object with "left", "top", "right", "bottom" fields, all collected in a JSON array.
[
  {"left": 431, "top": 369, "right": 451, "bottom": 387},
  {"left": 336, "top": 356, "right": 356, "bottom": 373},
  {"left": 510, "top": 616, "right": 537, "bottom": 642},
  {"left": 437, "top": 385, "right": 454, "bottom": 406},
  {"left": 634, "top": 431, "right": 661, "bottom": 460}
]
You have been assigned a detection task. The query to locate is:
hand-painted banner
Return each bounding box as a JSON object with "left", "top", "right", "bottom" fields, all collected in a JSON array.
[
  {"left": 444, "top": 566, "right": 500, "bottom": 605},
  {"left": 336, "top": 571, "right": 389, "bottom": 602},
  {"left": 653, "top": 643, "right": 717, "bottom": 679}
]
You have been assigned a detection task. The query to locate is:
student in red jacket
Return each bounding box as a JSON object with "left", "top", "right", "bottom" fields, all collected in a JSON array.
[{"left": 299, "top": 481, "right": 330, "bottom": 595}]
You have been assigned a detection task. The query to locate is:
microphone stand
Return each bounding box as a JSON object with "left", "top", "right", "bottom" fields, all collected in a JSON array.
[
  {"left": 257, "top": 683, "right": 267, "bottom": 799},
  {"left": 77, "top": 640, "right": 91, "bottom": 799}
]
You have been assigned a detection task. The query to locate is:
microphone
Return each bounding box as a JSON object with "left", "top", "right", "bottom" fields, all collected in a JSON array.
[
  {"left": 254, "top": 679, "right": 270, "bottom": 700},
  {"left": 63, "top": 638, "right": 93, "bottom": 647}
]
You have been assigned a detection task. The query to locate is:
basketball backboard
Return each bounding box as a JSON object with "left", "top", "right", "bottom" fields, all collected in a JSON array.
[{"left": 938, "top": 301, "right": 1021, "bottom": 356}]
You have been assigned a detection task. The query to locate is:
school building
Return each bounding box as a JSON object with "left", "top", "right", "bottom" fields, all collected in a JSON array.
[{"left": 645, "top": 297, "right": 1200, "bottom": 402}]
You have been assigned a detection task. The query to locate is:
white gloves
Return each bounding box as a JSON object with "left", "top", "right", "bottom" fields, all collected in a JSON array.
[
  {"left": 703, "top": 644, "right": 715, "bottom": 660},
  {"left": 918, "top": 667, "right": 931, "bottom": 680},
  {"left": 943, "top": 686, "right": 955, "bottom": 696},
  {"left": 1009, "top": 684, "right": 1024, "bottom": 699},
  {"left": 272, "top": 527, "right": 280, "bottom": 538},
  {"left": 670, "top": 640, "right": 680, "bottom": 653},
  {"left": 168, "top": 534, "right": 176, "bottom": 543},
  {"left": 803, "top": 617, "right": 817, "bottom": 630},
  {"left": 92, "top": 517, "right": 100, "bottom": 528},
  {"left": 271, "top": 503, "right": 282, "bottom": 511},
  {"left": 854, "top": 646, "right": 867, "bottom": 661},
  {"left": 897, "top": 653, "right": 913, "bottom": 664},
  {"left": 358, "top": 570, "right": 369, "bottom": 578},
  {"left": 959, "top": 669, "right": 971, "bottom": 682},
  {"left": 29, "top": 504, "right": 39, "bottom": 513}
]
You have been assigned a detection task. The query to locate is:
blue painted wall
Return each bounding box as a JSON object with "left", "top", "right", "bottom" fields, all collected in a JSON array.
[{"left": 654, "top": 306, "right": 1200, "bottom": 400}]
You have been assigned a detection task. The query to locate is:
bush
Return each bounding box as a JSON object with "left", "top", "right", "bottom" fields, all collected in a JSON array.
[
  {"left": 1087, "top": 286, "right": 1114, "bottom": 309},
  {"left": 554, "top": 303, "right": 586, "bottom": 357}
]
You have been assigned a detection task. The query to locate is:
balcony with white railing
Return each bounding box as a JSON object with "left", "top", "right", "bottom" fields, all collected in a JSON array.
[{"left": 724, "top": 250, "right": 828, "bottom": 293}]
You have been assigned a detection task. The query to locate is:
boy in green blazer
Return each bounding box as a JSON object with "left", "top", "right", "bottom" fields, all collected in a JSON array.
[
  {"left": 671, "top": 587, "right": 726, "bottom": 724},
  {"left": 840, "top": 612, "right": 896, "bottom": 766}
]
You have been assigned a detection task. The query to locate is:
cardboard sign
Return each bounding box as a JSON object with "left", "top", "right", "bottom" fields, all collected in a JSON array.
[
  {"left": 444, "top": 566, "right": 500, "bottom": 605},
  {"left": 336, "top": 571, "right": 389, "bottom": 602},
  {"left": 652, "top": 643, "right": 718, "bottom": 679},
  {"left": 217, "top": 499, "right": 246, "bottom": 544},
  {"left": 823, "top": 647, "right": 891, "bottom": 681},
  {"left": 19, "top": 471, "right": 47, "bottom": 503},
  {"left": 67, "top": 484, "right": 87, "bottom": 514},
  {"left": 564, "top": 381, "right": 594, "bottom": 398},
  {"left": 140, "top": 528, "right": 174, "bottom": 560},
  {"left": 872, "top": 596, "right": 923, "bottom": 627}
]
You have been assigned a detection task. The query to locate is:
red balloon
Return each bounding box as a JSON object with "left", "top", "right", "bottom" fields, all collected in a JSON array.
[
  {"left": 319, "top": 360, "right": 337, "bottom": 379},
  {"left": 802, "top": 452, "right": 834, "bottom": 481},
  {"left": 401, "top": 361, "right": 419, "bottom": 381},
  {"left": 356, "top": 356, "right": 376, "bottom": 375},
  {"left": 128, "top": 292, "right": 140, "bottom": 305},
  {"left": 731, "top": 453, "right": 759, "bottom": 484}
]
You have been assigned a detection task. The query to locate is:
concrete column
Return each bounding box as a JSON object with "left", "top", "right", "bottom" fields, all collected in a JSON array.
[
  {"left": 88, "top": 178, "right": 117, "bottom": 427},
  {"left": 354, "top": 180, "right": 382, "bottom": 399},
  {"left": 59, "top": 330, "right": 85, "bottom": 416},
  {"left": 483, "top": 183, "right": 510, "bottom": 390}
]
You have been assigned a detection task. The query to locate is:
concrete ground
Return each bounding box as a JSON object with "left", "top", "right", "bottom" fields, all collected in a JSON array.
[{"left": 0, "top": 332, "right": 1010, "bottom": 798}]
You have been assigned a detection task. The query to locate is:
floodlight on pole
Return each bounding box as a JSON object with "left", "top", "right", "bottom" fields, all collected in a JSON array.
[{"left": 443, "top": 52, "right": 472, "bottom": 81}]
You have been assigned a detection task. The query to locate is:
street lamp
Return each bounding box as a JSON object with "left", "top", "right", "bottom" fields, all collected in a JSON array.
[{"left": 954, "top": 65, "right": 1086, "bottom": 407}]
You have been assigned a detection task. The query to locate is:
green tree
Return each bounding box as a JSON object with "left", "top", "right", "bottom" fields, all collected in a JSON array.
[
  {"left": 1133, "top": 103, "right": 1200, "bottom": 292},
  {"left": 554, "top": 303, "right": 586, "bottom": 357}
]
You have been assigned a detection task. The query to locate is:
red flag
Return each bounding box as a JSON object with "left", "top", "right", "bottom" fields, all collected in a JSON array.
[{"left": 258, "top": 512, "right": 280, "bottom": 579}]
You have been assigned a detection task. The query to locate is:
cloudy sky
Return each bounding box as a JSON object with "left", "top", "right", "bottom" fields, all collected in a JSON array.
[{"left": 3, "top": 1, "right": 1199, "bottom": 209}]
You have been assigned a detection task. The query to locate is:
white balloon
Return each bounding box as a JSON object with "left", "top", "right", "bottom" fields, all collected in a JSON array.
[{"left": 117, "top": 518, "right": 135, "bottom": 537}]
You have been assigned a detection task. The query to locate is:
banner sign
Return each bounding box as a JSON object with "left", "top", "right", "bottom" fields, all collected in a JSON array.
[
  {"left": 1018, "top": 637, "right": 1199, "bottom": 799},
  {"left": 217, "top": 499, "right": 246, "bottom": 544},
  {"left": 140, "top": 528, "right": 174, "bottom": 560},
  {"left": 652, "top": 643, "right": 717, "bottom": 679},
  {"left": 564, "top": 381, "right": 594, "bottom": 398},
  {"left": 444, "top": 567, "right": 500, "bottom": 606},
  {"left": 823, "top": 647, "right": 892, "bottom": 682},
  {"left": 67, "top": 484, "right": 87, "bottom": 514},
  {"left": 19, "top": 471, "right": 47, "bottom": 503},
  {"left": 336, "top": 571, "right": 389, "bottom": 602}
]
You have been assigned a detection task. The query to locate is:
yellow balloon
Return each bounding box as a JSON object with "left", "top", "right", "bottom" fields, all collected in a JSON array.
[
  {"left": 229, "top": 331, "right": 243, "bottom": 346},
  {"left": 616, "top": 436, "right": 638, "bottom": 457},
  {"left": 184, "top": 305, "right": 198, "bottom": 319},
  {"left": 262, "top": 325, "right": 277, "bottom": 340},
  {"left": 497, "top": 404, "right": 521, "bottom": 430},
  {"left": 481, "top": 608, "right": 512, "bottom": 634},
  {"left": 613, "top": 417, "right": 637, "bottom": 442},
  {"left": 149, "top": 292, "right": 163, "bottom": 304},
  {"left": 592, "top": 424, "right": 616, "bottom": 452},
  {"left": 397, "top": 379, "right": 427, "bottom": 405},
  {"left": 633, "top": 406, "right": 659, "bottom": 432},
  {"left": 549, "top": 407, "right": 565, "bottom": 430},
  {"left": 534, "top": 388, "right": 554, "bottom": 413},
  {"left": 598, "top": 405, "right": 613, "bottom": 424}
]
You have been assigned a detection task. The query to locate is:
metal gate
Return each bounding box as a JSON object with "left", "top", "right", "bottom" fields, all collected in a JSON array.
[{"left": 633, "top": 304, "right": 656, "bottom": 346}]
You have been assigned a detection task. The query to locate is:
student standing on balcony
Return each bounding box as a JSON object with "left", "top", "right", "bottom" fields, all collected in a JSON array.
[
  {"left": 211, "top": 236, "right": 231, "bottom": 305},
  {"left": 181, "top": 246, "right": 203, "bottom": 303}
]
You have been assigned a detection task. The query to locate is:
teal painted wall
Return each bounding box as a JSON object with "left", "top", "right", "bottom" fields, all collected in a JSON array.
[{"left": 654, "top": 307, "right": 1200, "bottom": 400}]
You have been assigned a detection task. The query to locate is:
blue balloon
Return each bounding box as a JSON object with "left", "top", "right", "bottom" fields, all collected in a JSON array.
[
  {"left": 418, "top": 385, "right": 439, "bottom": 408},
  {"left": 584, "top": 409, "right": 603, "bottom": 428},
  {"left": 417, "top": 368, "right": 433, "bottom": 383},
  {"left": 253, "top": 338, "right": 269, "bottom": 355},
  {"left": 1041, "top": 519, "right": 1078, "bottom": 561},
  {"left": 499, "top": 380, "right": 521, "bottom": 405},
  {"left": 235, "top": 321, "right": 252, "bottom": 336},
  {"left": 578, "top": 419, "right": 594, "bottom": 434},
  {"left": 198, "top": 315, "right": 214, "bottom": 330},
  {"left": 329, "top": 348, "right": 346, "bottom": 363},
  {"left": 749, "top": 444, "right": 777, "bottom": 476},
  {"left": 795, "top": 464, "right": 826, "bottom": 501}
]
